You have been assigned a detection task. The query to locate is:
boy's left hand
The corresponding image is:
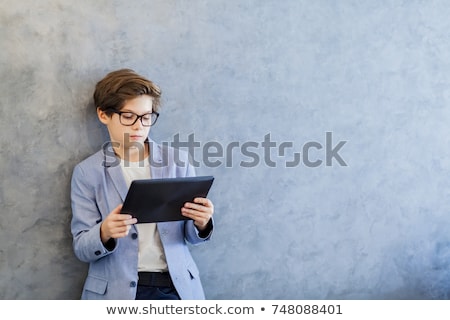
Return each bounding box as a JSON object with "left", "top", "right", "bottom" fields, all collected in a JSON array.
[{"left": 181, "top": 197, "right": 214, "bottom": 231}]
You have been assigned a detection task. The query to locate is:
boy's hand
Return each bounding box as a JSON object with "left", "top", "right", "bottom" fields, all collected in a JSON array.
[
  {"left": 181, "top": 197, "right": 214, "bottom": 231},
  {"left": 100, "top": 204, "right": 137, "bottom": 244}
]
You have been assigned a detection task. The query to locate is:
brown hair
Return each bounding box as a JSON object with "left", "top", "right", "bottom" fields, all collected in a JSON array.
[{"left": 93, "top": 68, "right": 161, "bottom": 115}]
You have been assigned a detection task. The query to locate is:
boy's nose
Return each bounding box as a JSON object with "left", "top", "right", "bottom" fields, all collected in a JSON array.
[{"left": 132, "top": 118, "right": 144, "bottom": 129}]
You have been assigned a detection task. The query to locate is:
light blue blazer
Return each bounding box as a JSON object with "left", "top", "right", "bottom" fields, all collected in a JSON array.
[{"left": 70, "top": 139, "right": 213, "bottom": 300}]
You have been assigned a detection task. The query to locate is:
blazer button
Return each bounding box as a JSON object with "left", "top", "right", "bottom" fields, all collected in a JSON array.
[
  {"left": 94, "top": 250, "right": 101, "bottom": 256},
  {"left": 130, "top": 281, "right": 136, "bottom": 287},
  {"left": 131, "top": 233, "right": 138, "bottom": 240}
]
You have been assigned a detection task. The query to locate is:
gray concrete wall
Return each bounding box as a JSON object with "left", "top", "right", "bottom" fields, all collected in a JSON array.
[{"left": 2, "top": 0, "right": 450, "bottom": 299}]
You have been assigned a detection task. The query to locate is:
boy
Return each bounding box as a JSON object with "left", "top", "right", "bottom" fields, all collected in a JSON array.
[{"left": 70, "top": 69, "right": 214, "bottom": 300}]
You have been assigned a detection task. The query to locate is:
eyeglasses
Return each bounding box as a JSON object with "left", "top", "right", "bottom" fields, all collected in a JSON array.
[{"left": 108, "top": 109, "right": 159, "bottom": 127}]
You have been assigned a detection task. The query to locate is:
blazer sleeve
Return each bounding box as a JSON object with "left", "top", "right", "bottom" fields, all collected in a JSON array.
[
  {"left": 70, "top": 164, "right": 116, "bottom": 262},
  {"left": 181, "top": 152, "right": 214, "bottom": 244}
]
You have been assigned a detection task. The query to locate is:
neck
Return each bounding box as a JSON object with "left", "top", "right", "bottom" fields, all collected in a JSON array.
[{"left": 114, "top": 142, "right": 149, "bottom": 162}]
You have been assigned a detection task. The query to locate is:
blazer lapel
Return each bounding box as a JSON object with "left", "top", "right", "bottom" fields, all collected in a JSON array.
[
  {"left": 102, "top": 142, "right": 128, "bottom": 201},
  {"left": 148, "top": 138, "right": 164, "bottom": 179},
  {"left": 107, "top": 164, "right": 128, "bottom": 201}
]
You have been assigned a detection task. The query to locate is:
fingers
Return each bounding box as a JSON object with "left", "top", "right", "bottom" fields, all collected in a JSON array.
[
  {"left": 182, "top": 199, "right": 214, "bottom": 216},
  {"left": 110, "top": 204, "right": 137, "bottom": 224},
  {"left": 108, "top": 223, "right": 132, "bottom": 239},
  {"left": 194, "top": 197, "right": 213, "bottom": 207},
  {"left": 186, "top": 197, "right": 214, "bottom": 211},
  {"left": 101, "top": 204, "right": 137, "bottom": 242},
  {"left": 181, "top": 198, "right": 214, "bottom": 230},
  {"left": 112, "top": 204, "right": 123, "bottom": 214}
]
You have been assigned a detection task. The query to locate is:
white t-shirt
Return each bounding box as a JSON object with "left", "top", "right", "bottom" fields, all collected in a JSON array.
[{"left": 120, "top": 158, "right": 168, "bottom": 272}]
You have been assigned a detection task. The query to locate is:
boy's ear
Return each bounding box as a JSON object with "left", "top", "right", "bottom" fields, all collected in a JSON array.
[{"left": 97, "top": 107, "right": 110, "bottom": 125}]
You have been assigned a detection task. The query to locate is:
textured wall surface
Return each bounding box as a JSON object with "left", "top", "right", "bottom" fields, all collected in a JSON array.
[{"left": 2, "top": 0, "right": 450, "bottom": 299}]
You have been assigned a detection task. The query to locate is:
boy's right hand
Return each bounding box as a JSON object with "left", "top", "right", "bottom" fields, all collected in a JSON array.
[{"left": 100, "top": 204, "right": 137, "bottom": 244}]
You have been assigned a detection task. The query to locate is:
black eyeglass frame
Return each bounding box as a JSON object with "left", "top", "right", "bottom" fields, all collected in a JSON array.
[{"left": 107, "top": 109, "right": 160, "bottom": 127}]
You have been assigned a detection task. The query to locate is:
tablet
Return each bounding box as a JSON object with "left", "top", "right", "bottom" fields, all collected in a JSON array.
[{"left": 120, "top": 176, "right": 214, "bottom": 223}]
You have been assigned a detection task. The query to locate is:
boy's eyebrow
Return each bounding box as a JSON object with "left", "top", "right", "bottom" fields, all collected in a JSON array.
[{"left": 120, "top": 109, "right": 153, "bottom": 113}]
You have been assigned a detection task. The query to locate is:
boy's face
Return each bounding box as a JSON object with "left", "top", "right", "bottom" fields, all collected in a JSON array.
[{"left": 97, "top": 95, "right": 154, "bottom": 153}]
